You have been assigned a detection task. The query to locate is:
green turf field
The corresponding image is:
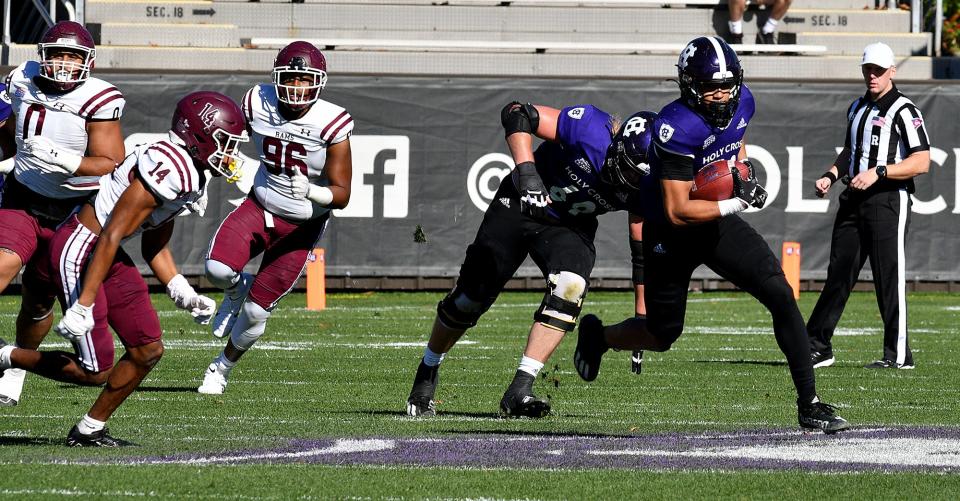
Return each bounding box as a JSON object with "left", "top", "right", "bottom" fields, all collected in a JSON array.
[{"left": 1, "top": 291, "right": 959, "bottom": 499}]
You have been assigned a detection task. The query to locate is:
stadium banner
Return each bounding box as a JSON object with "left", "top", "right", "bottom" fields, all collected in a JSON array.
[{"left": 102, "top": 74, "right": 960, "bottom": 281}]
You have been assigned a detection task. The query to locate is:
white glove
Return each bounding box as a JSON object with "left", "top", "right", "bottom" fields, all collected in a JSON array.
[
  {"left": 166, "top": 274, "right": 198, "bottom": 310},
  {"left": 189, "top": 295, "right": 216, "bottom": 325},
  {"left": 289, "top": 170, "right": 310, "bottom": 199},
  {"left": 22, "top": 136, "right": 82, "bottom": 174},
  {"left": 54, "top": 302, "right": 95, "bottom": 341},
  {"left": 0, "top": 157, "right": 13, "bottom": 175}
]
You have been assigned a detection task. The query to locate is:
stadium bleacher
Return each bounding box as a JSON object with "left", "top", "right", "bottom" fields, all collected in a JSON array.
[{"left": 3, "top": 0, "right": 935, "bottom": 80}]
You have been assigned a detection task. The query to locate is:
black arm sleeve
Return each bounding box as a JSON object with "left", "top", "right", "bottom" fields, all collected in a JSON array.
[
  {"left": 833, "top": 147, "right": 851, "bottom": 172},
  {"left": 655, "top": 145, "right": 695, "bottom": 181}
]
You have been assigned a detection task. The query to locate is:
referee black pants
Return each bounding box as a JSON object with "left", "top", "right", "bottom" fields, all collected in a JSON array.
[{"left": 807, "top": 188, "right": 913, "bottom": 366}]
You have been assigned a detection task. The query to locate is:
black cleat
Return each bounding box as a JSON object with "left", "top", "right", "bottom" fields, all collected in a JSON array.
[
  {"left": 865, "top": 359, "right": 914, "bottom": 370},
  {"left": 499, "top": 389, "right": 551, "bottom": 418},
  {"left": 756, "top": 31, "right": 776, "bottom": 44},
  {"left": 811, "top": 350, "right": 835, "bottom": 369},
  {"left": 727, "top": 33, "right": 744, "bottom": 45},
  {"left": 574, "top": 314, "right": 608, "bottom": 382},
  {"left": 798, "top": 399, "right": 850, "bottom": 435},
  {"left": 406, "top": 361, "right": 439, "bottom": 417},
  {"left": 0, "top": 396, "right": 17, "bottom": 407},
  {"left": 631, "top": 350, "right": 644, "bottom": 375},
  {"left": 66, "top": 426, "right": 133, "bottom": 447}
]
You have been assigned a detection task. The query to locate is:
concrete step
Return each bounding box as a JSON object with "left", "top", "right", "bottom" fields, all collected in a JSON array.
[
  {"left": 212, "top": 0, "right": 891, "bottom": 7},
  {"left": 3, "top": 44, "right": 935, "bottom": 81},
  {"left": 96, "top": 22, "right": 240, "bottom": 48},
  {"left": 87, "top": 2, "right": 912, "bottom": 35},
  {"left": 794, "top": 32, "right": 931, "bottom": 56}
]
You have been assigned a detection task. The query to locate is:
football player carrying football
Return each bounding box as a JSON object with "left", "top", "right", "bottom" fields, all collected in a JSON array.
[
  {"left": 197, "top": 41, "right": 353, "bottom": 395},
  {"left": 573, "top": 36, "right": 850, "bottom": 434},
  {"left": 405, "top": 103, "right": 656, "bottom": 418},
  {"left": 0, "top": 21, "right": 126, "bottom": 408},
  {"left": 0, "top": 91, "right": 247, "bottom": 446}
]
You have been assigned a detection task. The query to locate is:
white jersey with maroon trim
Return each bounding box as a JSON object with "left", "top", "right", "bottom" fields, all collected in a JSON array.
[
  {"left": 242, "top": 83, "right": 353, "bottom": 221},
  {"left": 94, "top": 139, "right": 203, "bottom": 240},
  {"left": 6, "top": 61, "right": 125, "bottom": 199}
]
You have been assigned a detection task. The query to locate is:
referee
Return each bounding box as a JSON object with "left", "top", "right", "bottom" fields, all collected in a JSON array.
[{"left": 808, "top": 42, "right": 930, "bottom": 370}]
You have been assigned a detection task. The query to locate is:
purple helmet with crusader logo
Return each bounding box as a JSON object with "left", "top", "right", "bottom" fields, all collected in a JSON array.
[
  {"left": 602, "top": 111, "right": 657, "bottom": 190},
  {"left": 170, "top": 91, "right": 249, "bottom": 181},
  {"left": 272, "top": 41, "right": 328, "bottom": 110},
  {"left": 37, "top": 21, "right": 97, "bottom": 92},
  {"left": 677, "top": 36, "right": 743, "bottom": 128}
]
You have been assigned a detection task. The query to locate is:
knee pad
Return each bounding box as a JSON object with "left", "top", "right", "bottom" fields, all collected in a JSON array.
[
  {"left": 629, "top": 239, "right": 644, "bottom": 285},
  {"left": 436, "top": 288, "right": 492, "bottom": 330},
  {"left": 229, "top": 301, "right": 272, "bottom": 351},
  {"left": 534, "top": 271, "right": 587, "bottom": 332},
  {"left": 205, "top": 259, "right": 240, "bottom": 290}
]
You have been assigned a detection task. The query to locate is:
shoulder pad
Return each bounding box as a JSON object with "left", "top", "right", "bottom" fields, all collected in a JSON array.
[{"left": 138, "top": 141, "right": 199, "bottom": 202}]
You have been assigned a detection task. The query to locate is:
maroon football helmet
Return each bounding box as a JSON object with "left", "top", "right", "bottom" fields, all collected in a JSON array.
[
  {"left": 272, "top": 41, "right": 327, "bottom": 110},
  {"left": 170, "top": 91, "right": 249, "bottom": 182},
  {"left": 37, "top": 21, "right": 96, "bottom": 92}
]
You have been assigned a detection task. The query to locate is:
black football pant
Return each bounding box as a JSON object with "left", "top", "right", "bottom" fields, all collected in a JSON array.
[
  {"left": 643, "top": 215, "right": 816, "bottom": 404},
  {"left": 455, "top": 181, "right": 598, "bottom": 312},
  {"left": 807, "top": 188, "right": 913, "bottom": 366}
]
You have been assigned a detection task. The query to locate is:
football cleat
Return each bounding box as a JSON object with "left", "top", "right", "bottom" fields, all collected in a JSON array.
[
  {"left": 756, "top": 31, "right": 776, "bottom": 45},
  {"left": 798, "top": 398, "right": 850, "bottom": 435},
  {"left": 499, "top": 389, "right": 551, "bottom": 418},
  {"left": 574, "top": 314, "right": 608, "bottom": 382},
  {"left": 406, "top": 361, "right": 439, "bottom": 417},
  {"left": 212, "top": 272, "right": 253, "bottom": 339},
  {"left": 631, "top": 350, "right": 644, "bottom": 375},
  {"left": 66, "top": 426, "right": 133, "bottom": 447},
  {"left": 865, "top": 359, "right": 914, "bottom": 370},
  {"left": 811, "top": 350, "right": 835, "bottom": 369},
  {"left": 198, "top": 362, "right": 229, "bottom": 395}
]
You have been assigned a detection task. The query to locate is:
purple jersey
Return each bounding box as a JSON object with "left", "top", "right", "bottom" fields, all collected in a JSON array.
[
  {"left": 0, "top": 83, "right": 11, "bottom": 123},
  {"left": 526, "top": 105, "right": 637, "bottom": 220},
  {"left": 639, "top": 85, "right": 756, "bottom": 221}
]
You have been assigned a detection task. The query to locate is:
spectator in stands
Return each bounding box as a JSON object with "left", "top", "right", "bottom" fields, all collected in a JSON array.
[{"left": 727, "top": 0, "right": 793, "bottom": 45}]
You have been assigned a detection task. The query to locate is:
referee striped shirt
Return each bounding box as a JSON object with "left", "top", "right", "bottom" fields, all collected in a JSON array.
[{"left": 834, "top": 84, "right": 929, "bottom": 192}]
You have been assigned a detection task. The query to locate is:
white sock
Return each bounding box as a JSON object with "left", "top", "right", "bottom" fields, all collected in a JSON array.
[
  {"left": 518, "top": 355, "right": 545, "bottom": 377},
  {"left": 0, "top": 345, "right": 13, "bottom": 369},
  {"left": 422, "top": 346, "right": 445, "bottom": 367},
  {"left": 728, "top": 20, "right": 743, "bottom": 35},
  {"left": 77, "top": 414, "right": 106, "bottom": 435},
  {"left": 214, "top": 353, "right": 236, "bottom": 373},
  {"left": 762, "top": 18, "right": 778, "bottom": 35}
]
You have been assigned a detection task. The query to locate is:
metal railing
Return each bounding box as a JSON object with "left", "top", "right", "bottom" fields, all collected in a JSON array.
[{"left": 3, "top": 0, "right": 83, "bottom": 44}]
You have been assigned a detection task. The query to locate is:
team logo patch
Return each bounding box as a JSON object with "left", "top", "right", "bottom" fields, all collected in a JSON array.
[
  {"left": 653, "top": 243, "right": 667, "bottom": 255},
  {"left": 499, "top": 197, "right": 511, "bottom": 208},
  {"left": 0, "top": 90, "right": 9, "bottom": 104},
  {"left": 13, "top": 85, "right": 24, "bottom": 99},
  {"left": 658, "top": 124, "right": 675, "bottom": 143},
  {"left": 703, "top": 135, "right": 716, "bottom": 148},
  {"left": 198, "top": 102, "right": 220, "bottom": 131},
  {"left": 574, "top": 158, "right": 592, "bottom": 174},
  {"left": 567, "top": 107, "right": 585, "bottom": 120},
  {"left": 736, "top": 117, "right": 748, "bottom": 130},
  {"left": 872, "top": 117, "right": 886, "bottom": 127},
  {"left": 912, "top": 117, "right": 924, "bottom": 129}
]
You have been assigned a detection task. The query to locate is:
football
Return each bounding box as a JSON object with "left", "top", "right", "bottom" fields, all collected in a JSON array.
[{"left": 690, "top": 159, "right": 752, "bottom": 201}]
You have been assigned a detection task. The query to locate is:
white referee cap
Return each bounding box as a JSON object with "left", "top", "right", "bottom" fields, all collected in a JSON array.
[{"left": 861, "top": 42, "right": 895, "bottom": 69}]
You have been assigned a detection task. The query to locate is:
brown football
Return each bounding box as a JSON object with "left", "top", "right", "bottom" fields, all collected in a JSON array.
[{"left": 690, "top": 159, "right": 751, "bottom": 201}]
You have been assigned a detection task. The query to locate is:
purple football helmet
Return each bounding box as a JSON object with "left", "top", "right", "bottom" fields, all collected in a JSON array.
[
  {"left": 272, "top": 41, "right": 328, "bottom": 110},
  {"left": 37, "top": 21, "right": 96, "bottom": 92},
  {"left": 170, "top": 91, "right": 249, "bottom": 181},
  {"left": 677, "top": 36, "right": 743, "bottom": 128},
  {"left": 602, "top": 111, "right": 657, "bottom": 190}
]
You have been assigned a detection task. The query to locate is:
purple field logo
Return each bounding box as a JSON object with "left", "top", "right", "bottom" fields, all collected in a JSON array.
[{"left": 130, "top": 427, "right": 960, "bottom": 473}]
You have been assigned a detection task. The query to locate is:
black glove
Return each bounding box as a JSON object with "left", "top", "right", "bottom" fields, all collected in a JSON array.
[
  {"left": 731, "top": 161, "right": 768, "bottom": 209},
  {"left": 515, "top": 161, "right": 550, "bottom": 219}
]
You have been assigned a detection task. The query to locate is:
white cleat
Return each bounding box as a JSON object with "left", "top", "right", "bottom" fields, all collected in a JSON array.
[
  {"left": 212, "top": 272, "right": 253, "bottom": 339},
  {"left": 0, "top": 368, "right": 26, "bottom": 407},
  {"left": 198, "top": 363, "right": 229, "bottom": 395}
]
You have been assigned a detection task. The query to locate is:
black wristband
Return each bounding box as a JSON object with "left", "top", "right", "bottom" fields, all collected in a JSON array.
[
  {"left": 515, "top": 161, "right": 537, "bottom": 175},
  {"left": 820, "top": 171, "right": 837, "bottom": 183}
]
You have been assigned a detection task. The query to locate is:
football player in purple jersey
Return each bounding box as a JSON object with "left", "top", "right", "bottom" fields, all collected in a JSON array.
[
  {"left": 405, "top": 104, "right": 656, "bottom": 418},
  {"left": 574, "top": 36, "right": 850, "bottom": 434},
  {"left": 0, "top": 91, "right": 247, "bottom": 446},
  {"left": 0, "top": 21, "right": 127, "bottom": 408}
]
